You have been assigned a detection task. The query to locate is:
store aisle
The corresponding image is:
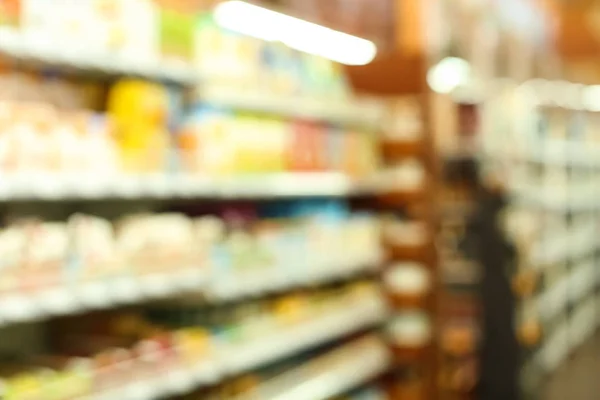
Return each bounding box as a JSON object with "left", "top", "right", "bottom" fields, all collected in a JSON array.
[{"left": 542, "top": 333, "right": 600, "bottom": 400}]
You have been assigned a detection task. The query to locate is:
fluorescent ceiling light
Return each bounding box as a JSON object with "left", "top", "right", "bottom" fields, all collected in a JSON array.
[
  {"left": 427, "top": 57, "right": 471, "bottom": 94},
  {"left": 214, "top": 0, "right": 377, "bottom": 65}
]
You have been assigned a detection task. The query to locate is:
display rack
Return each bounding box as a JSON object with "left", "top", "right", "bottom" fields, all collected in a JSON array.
[
  {"left": 0, "top": 3, "right": 392, "bottom": 400},
  {"left": 480, "top": 80, "right": 600, "bottom": 399},
  {"left": 377, "top": 94, "right": 440, "bottom": 399},
  {"left": 233, "top": 335, "right": 391, "bottom": 400}
]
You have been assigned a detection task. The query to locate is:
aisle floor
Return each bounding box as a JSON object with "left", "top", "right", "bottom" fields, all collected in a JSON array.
[{"left": 542, "top": 334, "right": 600, "bottom": 400}]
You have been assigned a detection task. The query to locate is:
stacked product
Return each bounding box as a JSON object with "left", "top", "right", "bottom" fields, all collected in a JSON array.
[
  {"left": 0, "top": 72, "right": 379, "bottom": 182},
  {"left": 177, "top": 107, "right": 379, "bottom": 178},
  {"left": 0, "top": 201, "right": 382, "bottom": 319}
]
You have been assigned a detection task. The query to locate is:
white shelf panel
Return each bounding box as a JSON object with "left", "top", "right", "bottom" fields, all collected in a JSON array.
[
  {"left": 0, "top": 270, "right": 207, "bottom": 325},
  {"left": 209, "top": 252, "right": 382, "bottom": 301},
  {"left": 508, "top": 183, "right": 600, "bottom": 212},
  {"left": 528, "top": 224, "right": 598, "bottom": 267},
  {"left": 0, "top": 173, "right": 382, "bottom": 201},
  {"left": 221, "top": 297, "right": 387, "bottom": 375},
  {"left": 0, "top": 257, "right": 380, "bottom": 327},
  {"left": 197, "top": 86, "right": 385, "bottom": 128},
  {"left": 486, "top": 139, "right": 600, "bottom": 169},
  {"left": 85, "top": 301, "right": 387, "bottom": 400},
  {"left": 236, "top": 336, "right": 390, "bottom": 400}
]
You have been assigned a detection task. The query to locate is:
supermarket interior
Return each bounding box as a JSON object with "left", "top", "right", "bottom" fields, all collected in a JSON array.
[{"left": 0, "top": 0, "right": 599, "bottom": 399}]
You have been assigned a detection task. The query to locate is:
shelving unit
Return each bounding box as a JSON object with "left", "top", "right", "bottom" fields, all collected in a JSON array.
[
  {"left": 0, "top": 254, "right": 381, "bottom": 326},
  {"left": 481, "top": 80, "right": 600, "bottom": 399},
  {"left": 56, "top": 298, "right": 388, "bottom": 400},
  {"left": 233, "top": 336, "right": 391, "bottom": 400},
  {"left": 0, "top": 3, "right": 392, "bottom": 400}
]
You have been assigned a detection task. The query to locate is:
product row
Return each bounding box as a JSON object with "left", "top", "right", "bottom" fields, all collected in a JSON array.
[
  {"left": 0, "top": 283, "right": 385, "bottom": 400},
  {"left": 0, "top": 93, "right": 380, "bottom": 178},
  {"left": 188, "top": 335, "right": 390, "bottom": 400},
  {"left": 0, "top": 201, "right": 382, "bottom": 303},
  {"left": 534, "top": 295, "right": 598, "bottom": 374},
  {"left": 178, "top": 105, "right": 379, "bottom": 177},
  {"left": 194, "top": 14, "right": 350, "bottom": 99},
  {"left": 486, "top": 94, "right": 600, "bottom": 167}
]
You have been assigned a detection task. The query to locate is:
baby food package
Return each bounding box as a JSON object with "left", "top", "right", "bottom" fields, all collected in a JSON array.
[
  {"left": 116, "top": 213, "right": 195, "bottom": 275},
  {"left": 82, "top": 114, "right": 120, "bottom": 176},
  {"left": 44, "top": 110, "right": 90, "bottom": 174},
  {"left": 151, "top": 213, "right": 195, "bottom": 271},
  {"left": 0, "top": 225, "right": 26, "bottom": 296},
  {"left": 20, "top": 221, "right": 70, "bottom": 293},
  {"left": 178, "top": 106, "right": 236, "bottom": 175},
  {"left": 115, "top": 214, "right": 152, "bottom": 276},
  {"left": 8, "top": 103, "right": 55, "bottom": 174},
  {"left": 346, "top": 213, "right": 382, "bottom": 265},
  {"left": 67, "top": 214, "right": 121, "bottom": 283},
  {"left": 194, "top": 216, "right": 226, "bottom": 272}
]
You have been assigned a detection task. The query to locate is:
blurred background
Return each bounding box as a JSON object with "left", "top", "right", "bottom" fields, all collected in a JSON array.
[{"left": 0, "top": 0, "right": 597, "bottom": 399}]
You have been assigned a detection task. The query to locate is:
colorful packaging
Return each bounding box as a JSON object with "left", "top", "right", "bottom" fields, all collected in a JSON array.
[
  {"left": 178, "top": 106, "right": 236, "bottom": 175},
  {"left": 107, "top": 79, "right": 170, "bottom": 173},
  {"left": 157, "top": 1, "right": 197, "bottom": 64}
]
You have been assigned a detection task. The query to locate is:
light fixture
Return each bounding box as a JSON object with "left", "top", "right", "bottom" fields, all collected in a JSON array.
[
  {"left": 213, "top": 0, "right": 377, "bottom": 66},
  {"left": 426, "top": 57, "right": 471, "bottom": 94}
]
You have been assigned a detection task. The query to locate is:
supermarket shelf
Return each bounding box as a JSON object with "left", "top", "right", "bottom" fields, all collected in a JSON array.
[
  {"left": 235, "top": 335, "right": 391, "bottom": 400},
  {"left": 221, "top": 296, "right": 387, "bottom": 374},
  {"left": 508, "top": 184, "right": 599, "bottom": 212},
  {"left": 528, "top": 224, "right": 598, "bottom": 266},
  {"left": 209, "top": 251, "right": 383, "bottom": 300},
  {"left": 88, "top": 300, "right": 388, "bottom": 400},
  {"left": 0, "top": 257, "right": 380, "bottom": 327},
  {"left": 197, "top": 86, "right": 385, "bottom": 128},
  {"left": 0, "top": 270, "right": 208, "bottom": 325},
  {"left": 538, "top": 265, "right": 597, "bottom": 322},
  {"left": 536, "top": 299, "right": 598, "bottom": 374},
  {"left": 0, "top": 173, "right": 383, "bottom": 201},
  {"left": 0, "top": 33, "right": 197, "bottom": 84},
  {"left": 485, "top": 140, "right": 600, "bottom": 169}
]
